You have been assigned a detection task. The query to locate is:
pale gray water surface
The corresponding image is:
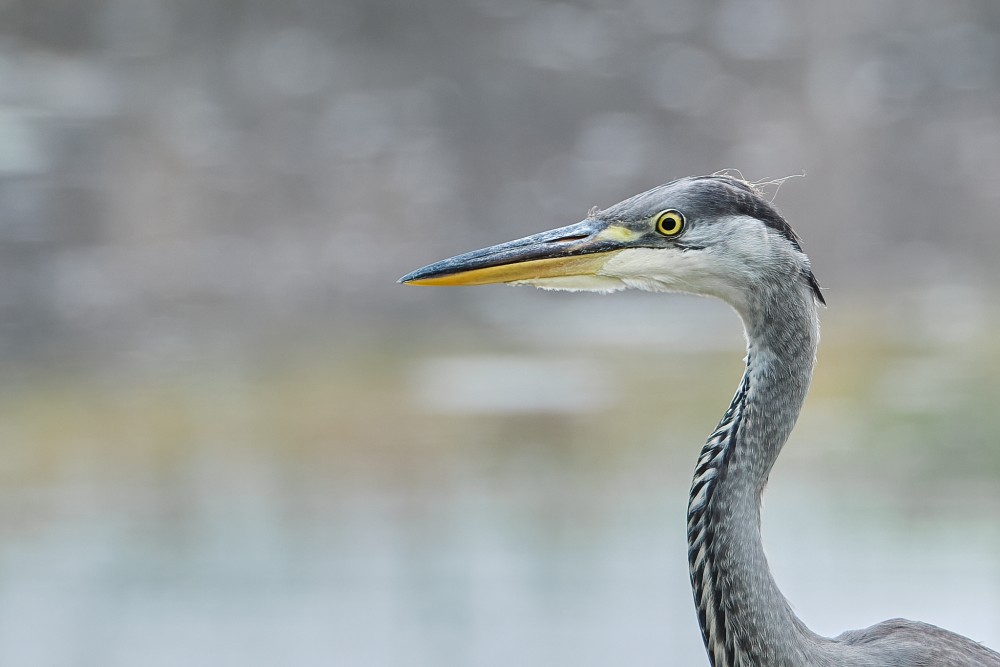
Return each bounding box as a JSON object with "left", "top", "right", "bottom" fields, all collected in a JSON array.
[{"left": 1, "top": 298, "right": 998, "bottom": 666}]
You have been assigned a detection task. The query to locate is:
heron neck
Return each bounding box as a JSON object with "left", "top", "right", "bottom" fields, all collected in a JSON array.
[{"left": 687, "top": 289, "right": 821, "bottom": 666}]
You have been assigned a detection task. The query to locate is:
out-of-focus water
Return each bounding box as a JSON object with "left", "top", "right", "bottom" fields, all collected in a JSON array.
[{"left": 2, "top": 297, "right": 999, "bottom": 666}]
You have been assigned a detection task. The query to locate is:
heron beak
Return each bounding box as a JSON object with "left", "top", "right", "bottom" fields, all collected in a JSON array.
[{"left": 399, "top": 218, "right": 632, "bottom": 286}]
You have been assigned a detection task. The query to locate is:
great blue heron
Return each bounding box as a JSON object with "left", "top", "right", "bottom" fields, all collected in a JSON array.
[{"left": 399, "top": 174, "right": 1000, "bottom": 666}]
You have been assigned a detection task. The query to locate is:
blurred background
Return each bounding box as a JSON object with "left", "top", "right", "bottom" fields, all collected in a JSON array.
[{"left": 0, "top": 0, "right": 999, "bottom": 664}]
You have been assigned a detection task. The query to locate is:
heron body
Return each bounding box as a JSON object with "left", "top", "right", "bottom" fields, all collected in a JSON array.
[{"left": 400, "top": 175, "right": 1000, "bottom": 666}]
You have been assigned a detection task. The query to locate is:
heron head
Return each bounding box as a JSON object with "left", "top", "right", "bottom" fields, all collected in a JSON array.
[{"left": 400, "top": 175, "right": 824, "bottom": 314}]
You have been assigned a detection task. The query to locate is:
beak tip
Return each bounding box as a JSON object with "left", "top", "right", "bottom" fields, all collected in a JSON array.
[
  {"left": 398, "top": 271, "right": 421, "bottom": 284},
  {"left": 400, "top": 263, "right": 452, "bottom": 286}
]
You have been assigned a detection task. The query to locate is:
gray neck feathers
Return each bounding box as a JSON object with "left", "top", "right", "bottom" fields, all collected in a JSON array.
[{"left": 687, "top": 281, "right": 821, "bottom": 667}]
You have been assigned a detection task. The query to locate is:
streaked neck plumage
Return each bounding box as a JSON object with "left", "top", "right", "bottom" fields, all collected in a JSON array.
[{"left": 687, "top": 279, "right": 822, "bottom": 667}]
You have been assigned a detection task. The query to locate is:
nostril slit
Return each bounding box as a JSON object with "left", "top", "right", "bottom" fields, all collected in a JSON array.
[{"left": 545, "top": 234, "right": 589, "bottom": 243}]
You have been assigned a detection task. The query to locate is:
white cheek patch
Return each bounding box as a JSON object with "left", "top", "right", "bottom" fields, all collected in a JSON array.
[
  {"left": 598, "top": 247, "right": 749, "bottom": 311},
  {"left": 599, "top": 247, "right": 683, "bottom": 281},
  {"left": 598, "top": 247, "right": 706, "bottom": 290}
]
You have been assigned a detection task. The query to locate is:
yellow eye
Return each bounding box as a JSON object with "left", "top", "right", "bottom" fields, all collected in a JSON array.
[{"left": 655, "top": 209, "right": 685, "bottom": 236}]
